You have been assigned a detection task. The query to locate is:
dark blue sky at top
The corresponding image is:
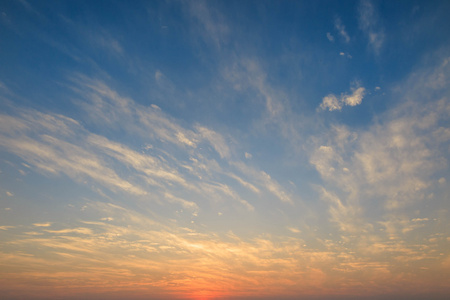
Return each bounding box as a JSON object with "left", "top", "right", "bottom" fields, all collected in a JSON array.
[
  {"left": 2, "top": 0, "right": 449, "bottom": 124},
  {"left": 0, "top": 0, "right": 449, "bottom": 185}
]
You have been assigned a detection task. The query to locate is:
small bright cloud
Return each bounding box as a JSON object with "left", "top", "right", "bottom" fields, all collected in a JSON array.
[
  {"left": 287, "top": 227, "right": 301, "bottom": 233},
  {"left": 412, "top": 218, "right": 429, "bottom": 222},
  {"left": 33, "top": 222, "right": 52, "bottom": 227},
  {"left": 320, "top": 94, "right": 342, "bottom": 111},
  {"left": 343, "top": 87, "right": 365, "bottom": 106},
  {"left": 245, "top": 152, "right": 252, "bottom": 159},
  {"left": 320, "top": 86, "right": 366, "bottom": 111}
]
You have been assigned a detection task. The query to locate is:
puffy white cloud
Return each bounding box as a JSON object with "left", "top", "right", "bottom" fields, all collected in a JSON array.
[
  {"left": 343, "top": 87, "right": 365, "bottom": 106},
  {"left": 320, "top": 95, "right": 342, "bottom": 111},
  {"left": 319, "top": 86, "right": 366, "bottom": 111}
]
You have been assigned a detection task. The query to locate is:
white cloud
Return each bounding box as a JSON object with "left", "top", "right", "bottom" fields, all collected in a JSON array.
[
  {"left": 411, "top": 218, "right": 429, "bottom": 222},
  {"left": 195, "top": 125, "right": 230, "bottom": 159},
  {"left": 319, "top": 86, "right": 366, "bottom": 111},
  {"left": 334, "top": 17, "right": 350, "bottom": 43},
  {"left": 223, "top": 58, "right": 286, "bottom": 120},
  {"left": 97, "top": 34, "right": 123, "bottom": 55},
  {"left": 287, "top": 227, "right": 301, "bottom": 233},
  {"left": 154, "top": 70, "right": 175, "bottom": 92},
  {"left": 326, "top": 32, "right": 334, "bottom": 42},
  {"left": 320, "top": 95, "right": 342, "bottom": 111},
  {"left": 0, "top": 80, "right": 12, "bottom": 94},
  {"left": 358, "top": 0, "right": 385, "bottom": 54},
  {"left": 33, "top": 222, "right": 52, "bottom": 227},
  {"left": 2, "top": 75, "right": 296, "bottom": 214},
  {"left": 231, "top": 161, "right": 293, "bottom": 205},
  {"left": 87, "top": 134, "right": 187, "bottom": 186},
  {"left": 164, "top": 192, "right": 199, "bottom": 212},
  {"left": 155, "top": 70, "right": 163, "bottom": 81},
  {"left": 0, "top": 132, "right": 147, "bottom": 195},
  {"left": 316, "top": 186, "right": 361, "bottom": 233},
  {"left": 45, "top": 227, "right": 93, "bottom": 235},
  {"left": 343, "top": 87, "right": 365, "bottom": 106},
  {"left": 0, "top": 225, "right": 14, "bottom": 230},
  {"left": 187, "top": 1, "right": 229, "bottom": 49},
  {"left": 227, "top": 173, "right": 260, "bottom": 194},
  {"left": 85, "top": 27, "right": 124, "bottom": 56}
]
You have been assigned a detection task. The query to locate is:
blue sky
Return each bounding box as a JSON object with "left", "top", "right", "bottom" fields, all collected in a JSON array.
[{"left": 1, "top": 1, "right": 450, "bottom": 299}]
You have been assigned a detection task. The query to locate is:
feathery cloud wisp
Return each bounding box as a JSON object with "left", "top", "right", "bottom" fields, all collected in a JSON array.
[
  {"left": 358, "top": 0, "right": 385, "bottom": 54},
  {"left": 334, "top": 17, "right": 350, "bottom": 43}
]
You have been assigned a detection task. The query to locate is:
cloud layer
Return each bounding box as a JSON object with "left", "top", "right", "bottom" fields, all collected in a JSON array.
[{"left": 1, "top": 1, "right": 450, "bottom": 300}]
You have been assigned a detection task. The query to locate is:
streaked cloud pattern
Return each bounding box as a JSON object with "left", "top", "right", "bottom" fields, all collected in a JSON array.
[{"left": 1, "top": 1, "right": 449, "bottom": 300}]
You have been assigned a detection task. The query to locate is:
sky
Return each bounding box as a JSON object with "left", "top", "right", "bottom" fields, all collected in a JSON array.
[{"left": 0, "top": 0, "right": 450, "bottom": 299}]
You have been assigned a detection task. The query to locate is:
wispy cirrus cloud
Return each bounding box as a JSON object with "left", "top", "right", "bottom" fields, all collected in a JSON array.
[
  {"left": 358, "top": 0, "right": 385, "bottom": 54},
  {"left": 187, "top": 0, "right": 229, "bottom": 50},
  {"left": 0, "top": 74, "right": 295, "bottom": 216},
  {"left": 326, "top": 32, "right": 335, "bottom": 42},
  {"left": 334, "top": 17, "right": 350, "bottom": 43}
]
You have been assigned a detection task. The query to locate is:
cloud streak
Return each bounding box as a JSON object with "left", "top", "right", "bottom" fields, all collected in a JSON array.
[
  {"left": 335, "top": 17, "right": 350, "bottom": 43},
  {"left": 358, "top": 0, "right": 385, "bottom": 54},
  {"left": 0, "top": 74, "right": 295, "bottom": 217}
]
